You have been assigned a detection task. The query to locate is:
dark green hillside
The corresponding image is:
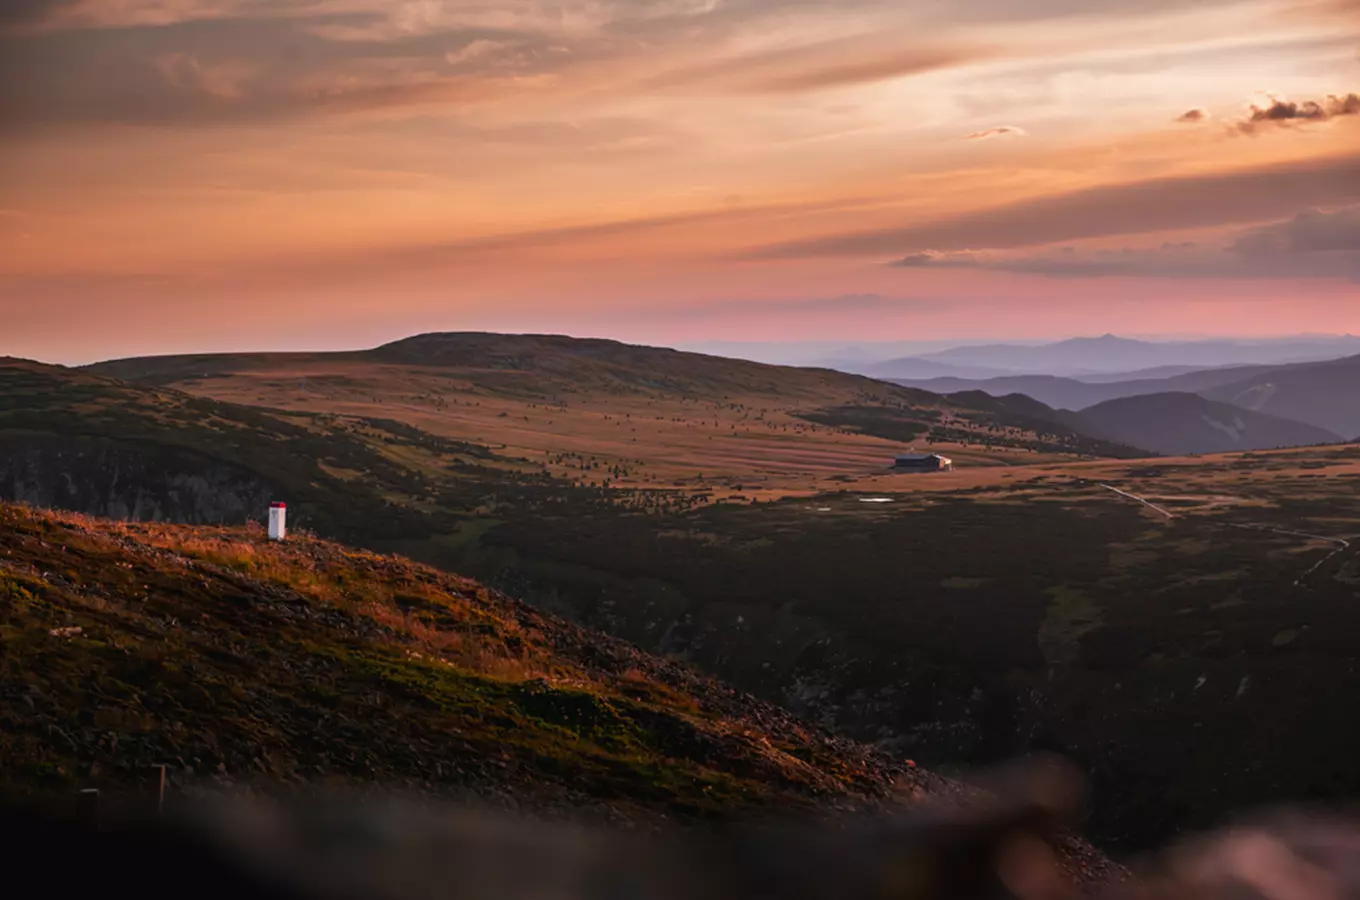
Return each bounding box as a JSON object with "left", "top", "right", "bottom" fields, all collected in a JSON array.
[
  {"left": 0, "top": 502, "right": 926, "bottom": 821},
  {"left": 0, "top": 359, "right": 489, "bottom": 542},
  {"left": 446, "top": 464, "right": 1360, "bottom": 850}
]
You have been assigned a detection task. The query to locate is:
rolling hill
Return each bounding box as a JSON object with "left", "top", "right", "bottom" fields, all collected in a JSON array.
[
  {"left": 85, "top": 333, "right": 1142, "bottom": 497},
  {"left": 0, "top": 500, "right": 1131, "bottom": 889},
  {"left": 0, "top": 500, "right": 927, "bottom": 820},
  {"left": 1202, "top": 354, "right": 1360, "bottom": 440},
  {"left": 901, "top": 375, "right": 1128, "bottom": 411},
  {"left": 1072, "top": 392, "right": 1343, "bottom": 455},
  {"left": 0, "top": 357, "right": 505, "bottom": 544},
  {"left": 926, "top": 388, "right": 1343, "bottom": 456},
  {"left": 853, "top": 358, "right": 1014, "bottom": 380},
  {"left": 892, "top": 352, "right": 1360, "bottom": 448},
  {"left": 889, "top": 367, "right": 1273, "bottom": 412}
]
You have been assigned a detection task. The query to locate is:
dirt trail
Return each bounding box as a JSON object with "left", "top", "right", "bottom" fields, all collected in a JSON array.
[
  {"left": 1098, "top": 484, "right": 1176, "bottom": 519},
  {"left": 1098, "top": 483, "right": 1351, "bottom": 586}
]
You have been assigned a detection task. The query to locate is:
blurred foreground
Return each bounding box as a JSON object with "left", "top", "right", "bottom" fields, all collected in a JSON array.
[{"left": 3, "top": 758, "right": 1357, "bottom": 899}]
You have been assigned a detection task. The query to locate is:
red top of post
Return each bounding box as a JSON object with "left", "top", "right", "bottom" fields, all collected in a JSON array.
[{"left": 271, "top": 502, "right": 286, "bottom": 509}]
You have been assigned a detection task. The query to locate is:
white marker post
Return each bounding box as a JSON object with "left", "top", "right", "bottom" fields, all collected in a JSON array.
[{"left": 268, "top": 502, "right": 287, "bottom": 541}]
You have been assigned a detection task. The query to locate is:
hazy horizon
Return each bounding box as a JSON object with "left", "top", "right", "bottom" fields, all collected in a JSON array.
[{"left": 9, "top": 328, "right": 1360, "bottom": 369}]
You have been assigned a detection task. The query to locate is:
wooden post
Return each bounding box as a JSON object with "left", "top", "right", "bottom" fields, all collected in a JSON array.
[
  {"left": 154, "top": 764, "right": 167, "bottom": 815},
  {"left": 77, "top": 788, "right": 99, "bottom": 825}
]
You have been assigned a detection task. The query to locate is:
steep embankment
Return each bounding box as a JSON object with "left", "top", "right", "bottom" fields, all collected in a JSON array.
[{"left": 0, "top": 501, "right": 925, "bottom": 822}]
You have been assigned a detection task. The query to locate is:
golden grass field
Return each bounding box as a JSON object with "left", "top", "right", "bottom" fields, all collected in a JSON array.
[
  {"left": 138, "top": 358, "right": 1092, "bottom": 499},
  {"left": 84, "top": 336, "right": 1360, "bottom": 525}
]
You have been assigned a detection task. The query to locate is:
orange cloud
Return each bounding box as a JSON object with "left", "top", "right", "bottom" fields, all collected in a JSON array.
[
  {"left": 645, "top": 37, "right": 987, "bottom": 94},
  {"left": 891, "top": 206, "right": 1360, "bottom": 279},
  {"left": 1234, "top": 92, "right": 1360, "bottom": 134},
  {"left": 752, "top": 153, "right": 1360, "bottom": 259}
]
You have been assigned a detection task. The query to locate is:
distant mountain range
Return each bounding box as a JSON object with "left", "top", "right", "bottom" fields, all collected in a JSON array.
[
  {"left": 894, "top": 365, "right": 1277, "bottom": 413},
  {"left": 894, "top": 353, "right": 1360, "bottom": 448},
  {"left": 938, "top": 388, "right": 1341, "bottom": 456},
  {"left": 1201, "top": 354, "right": 1360, "bottom": 439},
  {"left": 1072, "top": 392, "right": 1343, "bottom": 456},
  {"left": 839, "top": 357, "right": 1015, "bottom": 380},
  {"left": 679, "top": 334, "right": 1360, "bottom": 377},
  {"left": 856, "top": 334, "right": 1360, "bottom": 380}
]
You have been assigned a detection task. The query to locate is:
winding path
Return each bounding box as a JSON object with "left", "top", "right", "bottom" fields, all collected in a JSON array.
[
  {"left": 1098, "top": 484, "right": 1177, "bottom": 520},
  {"left": 1097, "top": 483, "right": 1352, "bottom": 587}
]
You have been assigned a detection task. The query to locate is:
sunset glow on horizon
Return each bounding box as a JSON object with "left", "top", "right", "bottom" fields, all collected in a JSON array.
[{"left": 2, "top": 0, "right": 1358, "bottom": 363}]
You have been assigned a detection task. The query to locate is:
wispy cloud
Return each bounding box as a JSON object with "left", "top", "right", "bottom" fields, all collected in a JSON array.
[
  {"left": 752, "top": 154, "right": 1360, "bottom": 258},
  {"left": 621, "top": 292, "right": 935, "bottom": 322},
  {"left": 749, "top": 293, "right": 931, "bottom": 313},
  {"left": 963, "top": 125, "right": 1027, "bottom": 139},
  {"left": 645, "top": 38, "right": 985, "bottom": 94},
  {"left": 0, "top": 0, "right": 83, "bottom": 29},
  {"left": 1175, "top": 108, "right": 1206, "bottom": 123},
  {"left": 0, "top": 11, "right": 595, "bottom": 126},
  {"left": 889, "top": 206, "right": 1360, "bottom": 279},
  {"left": 0, "top": 2, "right": 989, "bottom": 128}
]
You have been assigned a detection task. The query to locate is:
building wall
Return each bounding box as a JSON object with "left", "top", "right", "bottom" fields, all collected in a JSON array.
[{"left": 893, "top": 459, "right": 943, "bottom": 470}]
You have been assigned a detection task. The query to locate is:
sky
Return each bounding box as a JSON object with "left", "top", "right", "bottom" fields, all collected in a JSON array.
[{"left": 1, "top": 0, "right": 1358, "bottom": 363}]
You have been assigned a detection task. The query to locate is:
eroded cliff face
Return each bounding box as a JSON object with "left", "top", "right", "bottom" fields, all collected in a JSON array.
[{"left": 0, "top": 435, "right": 276, "bottom": 525}]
